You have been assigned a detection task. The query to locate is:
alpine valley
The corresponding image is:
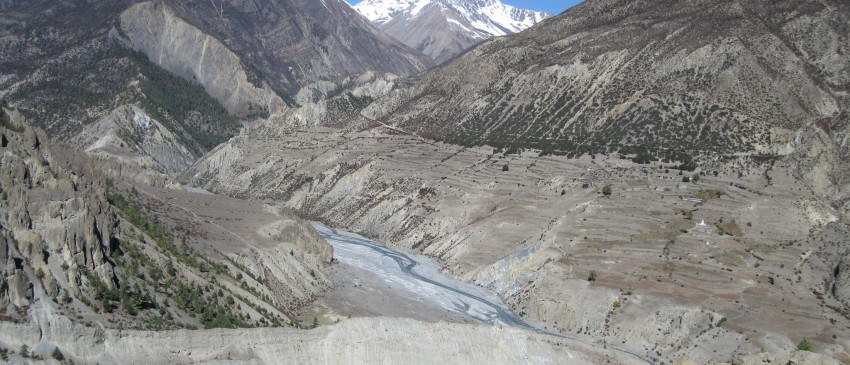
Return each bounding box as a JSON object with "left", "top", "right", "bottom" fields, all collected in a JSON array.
[{"left": 0, "top": 0, "right": 848, "bottom": 364}]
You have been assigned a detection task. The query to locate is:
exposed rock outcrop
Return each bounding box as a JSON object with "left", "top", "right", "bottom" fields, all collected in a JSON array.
[
  {"left": 158, "top": 0, "right": 433, "bottom": 94},
  {"left": 0, "top": 104, "right": 333, "bottom": 331},
  {"left": 834, "top": 256, "right": 850, "bottom": 304},
  {"left": 74, "top": 104, "right": 196, "bottom": 175},
  {"left": 0, "top": 106, "right": 118, "bottom": 309},
  {"left": 117, "top": 1, "right": 286, "bottom": 118}
]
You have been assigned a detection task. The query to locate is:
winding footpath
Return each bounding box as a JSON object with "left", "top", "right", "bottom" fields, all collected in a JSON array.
[{"left": 313, "top": 223, "right": 655, "bottom": 365}]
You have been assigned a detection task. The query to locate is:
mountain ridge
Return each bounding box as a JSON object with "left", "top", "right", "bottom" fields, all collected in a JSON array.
[
  {"left": 354, "top": 0, "right": 549, "bottom": 63},
  {"left": 357, "top": 0, "right": 848, "bottom": 160},
  {"left": 0, "top": 0, "right": 432, "bottom": 175}
]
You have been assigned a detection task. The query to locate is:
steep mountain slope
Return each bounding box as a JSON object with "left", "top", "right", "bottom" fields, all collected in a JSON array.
[
  {"left": 0, "top": 103, "right": 332, "bottom": 332},
  {"left": 355, "top": 0, "right": 549, "bottom": 63},
  {"left": 0, "top": 0, "right": 431, "bottom": 174},
  {"left": 361, "top": 0, "right": 849, "bottom": 161},
  {"left": 152, "top": 0, "right": 433, "bottom": 94}
]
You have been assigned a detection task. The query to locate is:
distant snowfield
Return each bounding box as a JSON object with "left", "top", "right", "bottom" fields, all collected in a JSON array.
[
  {"left": 312, "top": 222, "right": 517, "bottom": 325},
  {"left": 353, "top": 0, "right": 549, "bottom": 38}
]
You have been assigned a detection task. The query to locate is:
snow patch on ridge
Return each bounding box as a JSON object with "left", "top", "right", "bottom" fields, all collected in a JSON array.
[
  {"left": 353, "top": 0, "right": 548, "bottom": 37},
  {"left": 133, "top": 108, "right": 152, "bottom": 130}
]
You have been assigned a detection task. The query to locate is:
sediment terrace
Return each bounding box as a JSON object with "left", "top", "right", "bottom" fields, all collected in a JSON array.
[{"left": 187, "top": 125, "right": 849, "bottom": 364}]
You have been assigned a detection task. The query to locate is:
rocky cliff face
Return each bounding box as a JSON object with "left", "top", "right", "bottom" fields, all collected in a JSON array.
[
  {"left": 0, "top": 104, "right": 333, "bottom": 331},
  {"left": 357, "top": 0, "right": 848, "bottom": 160},
  {"left": 0, "top": 106, "right": 119, "bottom": 310},
  {"left": 158, "top": 0, "right": 433, "bottom": 94},
  {"left": 354, "top": 0, "right": 549, "bottom": 63},
  {"left": 73, "top": 105, "right": 196, "bottom": 176},
  {"left": 117, "top": 2, "right": 287, "bottom": 118}
]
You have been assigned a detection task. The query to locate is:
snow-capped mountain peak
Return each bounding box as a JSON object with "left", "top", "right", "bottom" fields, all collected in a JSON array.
[{"left": 353, "top": 0, "right": 549, "bottom": 63}]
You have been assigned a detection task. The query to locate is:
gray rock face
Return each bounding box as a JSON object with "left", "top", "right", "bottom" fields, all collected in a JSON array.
[
  {"left": 117, "top": 2, "right": 287, "bottom": 118},
  {"left": 0, "top": 107, "right": 119, "bottom": 309},
  {"left": 158, "top": 0, "right": 433, "bottom": 94},
  {"left": 835, "top": 256, "right": 850, "bottom": 303},
  {"left": 358, "top": 0, "right": 849, "bottom": 159},
  {"left": 74, "top": 104, "right": 196, "bottom": 175}
]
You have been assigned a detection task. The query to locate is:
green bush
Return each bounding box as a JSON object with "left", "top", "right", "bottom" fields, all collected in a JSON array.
[
  {"left": 51, "top": 347, "right": 64, "bottom": 361},
  {"left": 797, "top": 338, "right": 814, "bottom": 352}
]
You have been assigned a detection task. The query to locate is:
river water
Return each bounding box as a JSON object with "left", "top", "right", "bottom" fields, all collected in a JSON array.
[
  {"left": 312, "top": 222, "right": 654, "bottom": 365},
  {"left": 313, "top": 222, "right": 530, "bottom": 327}
]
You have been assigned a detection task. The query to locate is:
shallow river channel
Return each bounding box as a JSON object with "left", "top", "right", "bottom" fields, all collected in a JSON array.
[{"left": 313, "top": 222, "right": 654, "bottom": 365}]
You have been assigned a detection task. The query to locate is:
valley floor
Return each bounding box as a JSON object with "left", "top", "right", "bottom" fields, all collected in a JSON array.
[{"left": 186, "top": 125, "right": 850, "bottom": 364}]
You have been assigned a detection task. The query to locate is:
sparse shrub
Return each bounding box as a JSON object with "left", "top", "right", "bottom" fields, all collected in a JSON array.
[
  {"left": 602, "top": 185, "right": 612, "bottom": 196},
  {"left": 502, "top": 164, "right": 509, "bottom": 172},
  {"left": 51, "top": 347, "right": 64, "bottom": 361},
  {"left": 694, "top": 189, "right": 725, "bottom": 200},
  {"left": 588, "top": 270, "right": 598, "bottom": 281},
  {"left": 797, "top": 338, "right": 814, "bottom": 352},
  {"left": 613, "top": 299, "right": 621, "bottom": 309}
]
